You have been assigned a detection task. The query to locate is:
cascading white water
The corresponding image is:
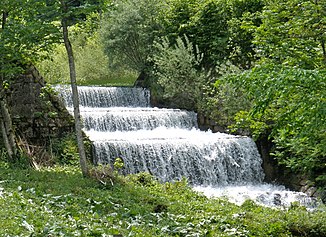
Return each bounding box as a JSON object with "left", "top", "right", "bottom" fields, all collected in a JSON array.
[
  {"left": 56, "top": 85, "right": 150, "bottom": 108},
  {"left": 91, "top": 129, "right": 263, "bottom": 185},
  {"left": 80, "top": 108, "right": 198, "bottom": 132},
  {"left": 56, "top": 85, "right": 320, "bottom": 209}
]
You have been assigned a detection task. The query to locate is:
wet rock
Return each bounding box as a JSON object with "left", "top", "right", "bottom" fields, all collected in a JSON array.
[{"left": 273, "top": 193, "right": 282, "bottom": 206}]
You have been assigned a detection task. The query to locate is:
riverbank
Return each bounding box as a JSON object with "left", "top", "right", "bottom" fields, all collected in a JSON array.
[{"left": 0, "top": 162, "right": 325, "bottom": 236}]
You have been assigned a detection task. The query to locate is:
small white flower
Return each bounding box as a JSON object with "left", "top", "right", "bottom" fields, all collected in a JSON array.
[{"left": 21, "top": 220, "right": 34, "bottom": 232}]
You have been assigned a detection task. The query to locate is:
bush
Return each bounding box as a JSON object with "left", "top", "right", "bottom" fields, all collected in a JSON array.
[
  {"left": 89, "top": 158, "right": 126, "bottom": 187},
  {"left": 152, "top": 35, "right": 208, "bottom": 110},
  {"left": 223, "top": 63, "right": 326, "bottom": 184},
  {"left": 50, "top": 134, "right": 79, "bottom": 165},
  {"left": 127, "top": 172, "right": 158, "bottom": 187}
]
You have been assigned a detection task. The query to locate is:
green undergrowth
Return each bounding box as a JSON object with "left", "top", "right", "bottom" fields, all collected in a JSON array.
[
  {"left": 0, "top": 163, "right": 325, "bottom": 237},
  {"left": 77, "top": 74, "right": 137, "bottom": 87},
  {"left": 54, "top": 74, "right": 137, "bottom": 87}
]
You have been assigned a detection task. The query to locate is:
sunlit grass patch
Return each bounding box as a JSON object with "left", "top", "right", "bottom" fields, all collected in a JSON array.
[{"left": 0, "top": 163, "right": 325, "bottom": 236}]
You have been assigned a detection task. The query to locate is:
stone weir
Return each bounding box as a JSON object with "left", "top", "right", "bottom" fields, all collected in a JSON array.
[
  {"left": 57, "top": 86, "right": 322, "bottom": 208},
  {"left": 57, "top": 85, "right": 265, "bottom": 186}
]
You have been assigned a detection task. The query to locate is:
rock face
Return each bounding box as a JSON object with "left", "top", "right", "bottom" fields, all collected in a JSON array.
[
  {"left": 6, "top": 65, "right": 74, "bottom": 146},
  {"left": 254, "top": 134, "right": 325, "bottom": 201},
  {"left": 197, "top": 113, "right": 228, "bottom": 133}
]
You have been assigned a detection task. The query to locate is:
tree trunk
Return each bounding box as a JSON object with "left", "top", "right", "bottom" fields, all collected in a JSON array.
[
  {"left": 0, "top": 116, "right": 13, "bottom": 158},
  {"left": 0, "top": 98, "right": 17, "bottom": 159},
  {"left": 321, "top": 39, "right": 326, "bottom": 66},
  {"left": 61, "top": 1, "right": 89, "bottom": 176}
]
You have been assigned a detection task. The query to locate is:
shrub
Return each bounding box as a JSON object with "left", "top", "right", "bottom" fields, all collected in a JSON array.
[
  {"left": 50, "top": 134, "right": 79, "bottom": 165},
  {"left": 89, "top": 158, "right": 126, "bottom": 187},
  {"left": 224, "top": 63, "right": 326, "bottom": 184},
  {"left": 152, "top": 35, "right": 208, "bottom": 110}
]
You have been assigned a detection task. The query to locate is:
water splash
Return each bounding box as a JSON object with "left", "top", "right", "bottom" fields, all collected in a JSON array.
[
  {"left": 194, "top": 184, "right": 320, "bottom": 209},
  {"left": 56, "top": 85, "right": 321, "bottom": 209}
]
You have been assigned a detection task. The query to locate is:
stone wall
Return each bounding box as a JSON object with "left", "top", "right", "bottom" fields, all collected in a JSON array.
[
  {"left": 6, "top": 65, "right": 75, "bottom": 146},
  {"left": 197, "top": 113, "right": 228, "bottom": 133}
]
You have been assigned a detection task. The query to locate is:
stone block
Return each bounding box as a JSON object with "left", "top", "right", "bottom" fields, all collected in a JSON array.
[
  {"left": 305, "top": 187, "right": 317, "bottom": 197},
  {"left": 198, "top": 114, "right": 205, "bottom": 125}
]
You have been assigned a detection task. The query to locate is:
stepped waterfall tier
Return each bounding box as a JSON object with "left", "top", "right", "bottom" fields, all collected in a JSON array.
[
  {"left": 57, "top": 86, "right": 264, "bottom": 185},
  {"left": 56, "top": 85, "right": 319, "bottom": 208}
]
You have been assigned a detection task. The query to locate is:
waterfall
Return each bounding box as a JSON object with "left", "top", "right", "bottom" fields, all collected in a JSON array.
[
  {"left": 56, "top": 85, "right": 320, "bottom": 208},
  {"left": 58, "top": 86, "right": 264, "bottom": 186},
  {"left": 56, "top": 85, "right": 150, "bottom": 108}
]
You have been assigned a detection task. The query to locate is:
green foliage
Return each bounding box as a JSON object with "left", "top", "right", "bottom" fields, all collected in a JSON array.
[
  {"left": 227, "top": 0, "right": 265, "bottom": 68},
  {"left": 0, "top": 0, "right": 60, "bottom": 78},
  {"left": 37, "top": 16, "right": 137, "bottom": 86},
  {"left": 100, "top": 0, "right": 164, "bottom": 72},
  {"left": 201, "top": 62, "right": 250, "bottom": 128},
  {"left": 98, "top": 0, "right": 266, "bottom": 90},
  {"left": 0, "top": 164, "right": 325, "bottom": 236},
  {"left": 161, "top": 0, "right": 265, "bottom": 69},
  {"left": 248, "top": 0, "right": 326, "bottom": 69},
  {"left": 187, "top": 0, "right": 231, "bottom": 67},
  {"left": 113, "top": 157, "right": 124, "bottom": 171},
  {"left": 127, "top": 172, "right": 158, "bottom": 187},
  {"left": 201, "top": 0, "right": 326, "bottom": 188},
  {"left": 140, "top": 0, "right": 265, "bottom": 109},
  {"left": 0, "top": 0, "right": 106, "bottom": 80},
  {"left": 89, "top": 158, "right": 125, "bottom": 187},
  {"left": 161, "top": 0, "right": 200, "bottom": 40},
  {"left": 37, "top": 44, "right": 70, "bottom": 84},
  {"left": 225, "top": 63, "right": 326, "bottom": 183},
  {"left": 286, "top": 206, "right": 326, "bottom": 236},
  {"left": 50, "top": 134, "right": 79, "bottom": 165},
  {"left": 152, "top": 35, "right": 208, "bottom": 110},
  {"left": 0, "top": 148, "right": 8, "bottom": 161}
]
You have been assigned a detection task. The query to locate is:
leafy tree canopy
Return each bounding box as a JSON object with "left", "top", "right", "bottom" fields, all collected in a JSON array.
[
  {"left": 0, "top": 0, "right": 59, "bottom": 77},
  {"left": 100, "top": 0, "right": 164, "bottom": 72},
  {"left": 223, "top": 63, "right": 326, "bottom": 184},
  {"left": 247, "top": 0, "right": 326, "bottom": 69}
]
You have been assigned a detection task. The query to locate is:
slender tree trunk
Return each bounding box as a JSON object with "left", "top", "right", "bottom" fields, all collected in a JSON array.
[
  {"left": 1, "top": 11, "right": 8, "bottom": 31},
  {"left": 0, "top": 118, "right": 13, "bottom": 155},
  {"left": 0, "top": 98, "right": 17, "bottom": 158},
  {"left": 0, "top": 114, "right": 13, "bottom": 158},
  {"left": 61, "top": 1, "right": 89, "bottom": 176},
  {"left": 321, "top": 39, "right": 326, "bottom": 65}
]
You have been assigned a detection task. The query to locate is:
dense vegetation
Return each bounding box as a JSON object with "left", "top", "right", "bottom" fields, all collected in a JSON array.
[
  {"left": 37, "top": 16, "right": 138, "bottom": 86},
  {"left": 0, "top": 0, "right": 325, "bottom": 234},
  {"left": 82, "top": 0, "right": 325, "bottom": 189},
  {"left": 1, "top": 160, "right": 326, "bottom": 236}
]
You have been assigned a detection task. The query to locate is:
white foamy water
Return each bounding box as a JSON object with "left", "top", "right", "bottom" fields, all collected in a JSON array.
[
  {"left": 86, "top": 127, "right": 236, "bottom": 141},
  {"left": 193, "top": 185, "right": 320, "bottom": 209},
  {"left": 80, "top": 108, "right": 198, "bottom": 132},
  {"left": 55, "top": 85, "right": 320, "bottom": 208}
]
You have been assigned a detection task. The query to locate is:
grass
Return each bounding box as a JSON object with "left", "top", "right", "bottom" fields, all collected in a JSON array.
[
  {"left": 45, "top": 70, "right": 138, "bottom": 87},
  {"left": 0, "top": 162, "right": 325, "bottom": 236},
  {"left": 77, "top": 74, "right": 137, "bottom": 87}
]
